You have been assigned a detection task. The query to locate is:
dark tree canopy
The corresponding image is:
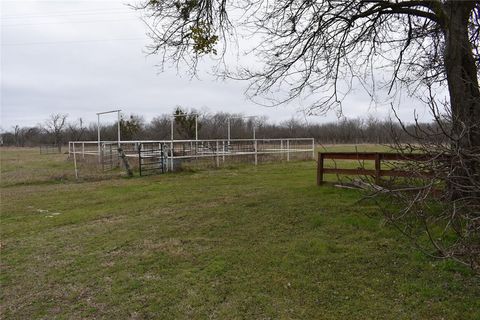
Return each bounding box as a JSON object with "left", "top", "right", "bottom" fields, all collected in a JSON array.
[
  {"left": 120, "top": 114, "right": 144, "bottom": 140},
  {"left": 174, "top": 107, "right": 201, "bottom": 139}
]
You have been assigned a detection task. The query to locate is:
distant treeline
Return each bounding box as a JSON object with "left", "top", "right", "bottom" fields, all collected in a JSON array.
[{"left": 1, "top": 108, "right": 440, "bottom": 147}]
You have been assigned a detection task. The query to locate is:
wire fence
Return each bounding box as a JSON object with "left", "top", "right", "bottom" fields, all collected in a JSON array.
[{"left": 39, "top": 144, "right": 61, "bottom": 154}]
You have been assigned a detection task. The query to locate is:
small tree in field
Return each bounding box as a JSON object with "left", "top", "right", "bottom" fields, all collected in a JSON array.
[
  {"left": 13, "top": 125, "right": 21, "bottom": 147},
  {"left": 44, "top": 113, "right": 68, "bottom": 152}
]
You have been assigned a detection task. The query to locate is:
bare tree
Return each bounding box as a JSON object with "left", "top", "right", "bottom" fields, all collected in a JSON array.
[
  {"left": 5, "top": 112, "right": 418, "bottom": 146},
  {"left": 145, "top": 115, "right": 171, "bottom": 140},
  {"left": 44, "top": 113, "right": 68, "bottom": 152},
  {"left": 13, "top": 125, "right": 21, "bottom": 147},
  {"left": 67, "top": 118, "right": 86, "bottom": 142},
  {"left": 281, "top": 118, "right": 301, "bottom": 137}
]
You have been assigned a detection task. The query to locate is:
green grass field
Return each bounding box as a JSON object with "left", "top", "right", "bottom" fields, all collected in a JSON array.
[{"left": 1, "top": 147, "right": 478, "bottom": 319}]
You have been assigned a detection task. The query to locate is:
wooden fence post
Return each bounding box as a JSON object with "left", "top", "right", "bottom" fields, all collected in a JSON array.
[
  {"left": 375, "top": 153, "right": 381, "bottom": 185},
  {"left": 317, "top": 153, "right": 324, "bottom": 185}
]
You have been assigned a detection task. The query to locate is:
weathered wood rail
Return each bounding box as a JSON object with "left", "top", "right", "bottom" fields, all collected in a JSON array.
[{"left": 316, "top": 152, "right": 433, "bottom": 185}]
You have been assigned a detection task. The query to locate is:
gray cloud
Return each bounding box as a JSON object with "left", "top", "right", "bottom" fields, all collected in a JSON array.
[{"left": 1, "top": 0, "right": 433, "bottom": 130}]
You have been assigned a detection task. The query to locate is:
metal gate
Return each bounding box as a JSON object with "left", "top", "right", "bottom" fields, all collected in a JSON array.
[
  {"left": 101, "top": 144, "right": 119, "bottom": 171},
  {"left": 138, "top": 142, "right": 166, "bottom": 176}
]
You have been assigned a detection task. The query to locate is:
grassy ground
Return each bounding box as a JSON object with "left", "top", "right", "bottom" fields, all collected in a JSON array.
[
  {"left": 1, "top": 147, "right": 478, "bottom": 319},
  {"left": 0, "top": 147, "right": 73, "bottom": 186},
  {"left": 0, "top": 147, "right": 122, "bottom": 187}
]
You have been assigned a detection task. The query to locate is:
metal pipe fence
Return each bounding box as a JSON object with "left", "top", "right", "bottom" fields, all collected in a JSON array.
[{"left": 68, "top": 138, "right": 315, "bottom": 173}]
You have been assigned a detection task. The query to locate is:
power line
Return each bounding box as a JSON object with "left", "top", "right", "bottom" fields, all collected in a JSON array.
[
  {"left": 1, "top": 9, "right": 135, "bottom": 20},
  {"left": 1, "top": 37, "right": 147, "bottom": 46},
  {"left": 2, "top": 18, "right": 140, "bottom": 27}
]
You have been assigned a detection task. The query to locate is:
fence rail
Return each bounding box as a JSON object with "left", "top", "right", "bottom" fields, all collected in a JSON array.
[
  {"left": 69, "top": 138, "right": 315, "bottom": 172},
  {"left": 316, "top": 152, "right": 436, "bottom": 185}
]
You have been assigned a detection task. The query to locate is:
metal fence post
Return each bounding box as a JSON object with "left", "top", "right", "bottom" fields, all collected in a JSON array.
[
  {"left": 222, "top": 140, "right": 225, "bottom": 163},
  {"left": 138, "top": 144, "right": 142, "bottom": 176},
  {"left": 311, "top": 138, "right": 315, "bottom": 159},
  {"left": 73, "top": 143, "right": 78, "bottom": 179},
  {"left": 161, "top": 143, "right": 166, "bottom": 173},
  {"left": 216, "top": 140, "right": 220, "bottom": 167},
  {"left": 170, "top": 141, "right": 174, "bottom": 172},
  {"left": 287, "top": 139, "right": 290, "bottom": 161},
  {"left": 254, "top": 139, "right": 258, "bottom": 165},
  {"left": 101, "top": 145, "right": 104, "bottom": 171},
  {"left": 280, "top": 140, "right": 284, "bottom": 161}
]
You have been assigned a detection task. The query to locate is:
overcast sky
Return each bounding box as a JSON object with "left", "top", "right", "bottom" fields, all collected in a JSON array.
[{"left": 1, "top": 0, "right": 434, "bottom": 130}]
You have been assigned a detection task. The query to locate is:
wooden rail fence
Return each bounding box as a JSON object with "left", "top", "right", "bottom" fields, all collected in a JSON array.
[{"left": 316, "top": 152, "right": 433, "bottom": 185}]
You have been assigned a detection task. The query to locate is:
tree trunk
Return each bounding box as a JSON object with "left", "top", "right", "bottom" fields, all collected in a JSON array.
[
  {"left": 118, "top": 148, "right": 133, "bottom": 177},
  {"left": 444, "top": 2, "right": 480, "bottom": 148},
  {"left": 55, "top": 135, "right": 61, "bottom": 153},
  {"left": 443, "top": 2, "right": 480, "bottom": 195}
]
